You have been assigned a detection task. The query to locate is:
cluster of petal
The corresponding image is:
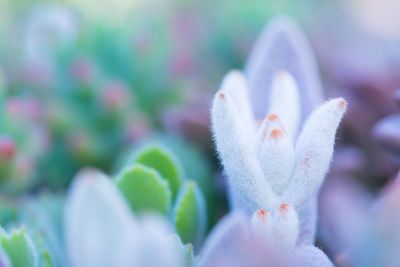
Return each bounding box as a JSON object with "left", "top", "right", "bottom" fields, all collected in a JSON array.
[
  {"left": 211, "top": 69, "right": 346, "bottom": 224},
  {"left": 211, "top": 16, "right": 347, "bottom": 246},
  {"left": 251, "top": 204, "right": 299, "bottom": 249}
]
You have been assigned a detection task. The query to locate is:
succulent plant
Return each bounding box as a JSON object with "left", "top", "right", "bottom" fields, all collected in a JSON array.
[
  {"left": 2, "top": 1, "right": 400, "bottom": 266},
  {"left": 211, "top": 17, "right": 347, "bottom": 249},
  {"left": 115, "top": 143, "right": 207, "bottom": 247},
  {"left": 65, "top": 168, "right": 184, "bottom": 267},
  {"left": 0, "top": 228, "right": 37, "bottom": 267}
]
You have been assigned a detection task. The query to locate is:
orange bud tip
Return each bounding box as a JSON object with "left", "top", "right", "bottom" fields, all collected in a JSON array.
[
  {"left": 267, "top": 114, "right": 279, "bottom": 121},
  {"left": 269, "top": 129, "right": 284, "bottom": 139},
  {"left": 338, "top": 99, "right": 347, "bottom": 110},
  {"left": 279, "top": 203, "right": 289, "bottom": 212},
  {"left": 256, "top": 209, "right": 268, "bottom": 219},
  {"left": 218, "top": 92, "right": 225, "bottom": 99}
]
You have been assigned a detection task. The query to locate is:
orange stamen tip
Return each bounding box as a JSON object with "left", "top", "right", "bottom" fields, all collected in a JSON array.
[
  {"left": 218, "top": 92, "right": 225, "bottom": 99},
  {"left": 338, "top": 99, "right": 347, "bottom": 110},
  {"left": 267, "top": 114, "right": 279, "bottom": 121},
  {"left": 279, "top": 204, "right": 289, "bottom": 212},
  {"left": 269, "top": 129, "right": 284, "bottom": 139},
  {"left": 256, "top": 209, "right": 268, "bottom": 219}
]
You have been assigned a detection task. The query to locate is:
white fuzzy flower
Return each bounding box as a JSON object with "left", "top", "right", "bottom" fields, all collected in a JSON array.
[
  {"left": 212, "top": 70, "right": 346, "bottom": 212},
  {"left": 211, "top": 16, "right": 347, "bottom": 246}
]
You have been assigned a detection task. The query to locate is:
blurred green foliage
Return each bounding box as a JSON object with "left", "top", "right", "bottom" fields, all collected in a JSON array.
[
  {"left": 117, "top": 144, "right": 207, "bottom": 247},
  {"left": 0, "top": 0, "right": 316, "bottom": 193},
  {"left": 0, "top": 1, "right": 317, "bottom": 264}
]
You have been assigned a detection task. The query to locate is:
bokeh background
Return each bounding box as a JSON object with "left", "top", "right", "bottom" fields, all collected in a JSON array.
[{"left": 1, "top": 0, "right": 400, "bottom": 260}]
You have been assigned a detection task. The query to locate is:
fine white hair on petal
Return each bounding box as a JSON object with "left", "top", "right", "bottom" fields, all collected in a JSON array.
[
  {"left": 293, "top": 246, "right": 334, "bottom": 267},
  {"left": 257, "top": 115, "right": 294, "bottom": 193},
  {"left": 267, "top": 70, "right": 301, "bottom": 141},
  {"left": 211, "top": 88, "right": 278, "bottom": 212},
  {"left": 250, "top": 209, "right": 273, "bottom": 242},
  {"left": 65, "top": 168, "right": 138, "bottom": 267},
  {"left": 273, "top": 204, "right": 299, "bottom": 249},
  {"left": 297, "top": 193, "right": 318, "bottom": 245},
  {"left": 245, "top": 16, "right": 324, "bottom": 121},
  {"left": 256, "top": 113, "right": 285, "bottom": 144},
  {"left": 221, "top": 70, "right": 256, "bottom": 142},
  {"left": 283, "top": 98, "right": 347, "bottom": 208}
]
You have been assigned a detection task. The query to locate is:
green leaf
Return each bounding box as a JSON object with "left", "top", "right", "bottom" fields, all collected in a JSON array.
[
  {"left": 131, "top": 144, "right": 182, "bottom": 198},
  {"left": 1, "top": 228, "right": 37, "bottom": 267},
  {"left": 155, "top": 134, "right": 216, "bottom": 229},
  {"left": 116, "top": 164, "right": 172, "bottom": 215},
  {"left": 173, "top": 181, "right": 207, "bottom": 247}
]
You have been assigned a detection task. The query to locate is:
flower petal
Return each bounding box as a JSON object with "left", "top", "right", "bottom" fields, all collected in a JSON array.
[
  {"left": 211, "top": 85, "right": 277, "bottom": 212},
  {"left": 257, "top": 114, "right": 294, "bottom": 193},
  {"left": 245, "top": 16, "right": 324, "bottom": 124},
  {"left": 221, "top": 70, "right": 256, "bottom": 139},
  {"left": 283, "top": 98, "right": 347, "bottom": 208},
  {"left": 297, "top": 193, "right": 318, "bottom": 245},
  {"left": 267, "top": 70, "right": 301, "bottom": 141},
  {"left": 251, "top": 209, "right": 272, "bottom": 241},
  {"left": 251, "top": 205, "right": 299, "bottom": 249},
  {"left": 273, "top": 204, "right": 299, "bottom": 249}
]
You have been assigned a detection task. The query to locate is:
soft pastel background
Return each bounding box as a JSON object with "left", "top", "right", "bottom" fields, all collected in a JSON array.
[{"left": 1, "top": 0, "right": 400, "bottom": 262}]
